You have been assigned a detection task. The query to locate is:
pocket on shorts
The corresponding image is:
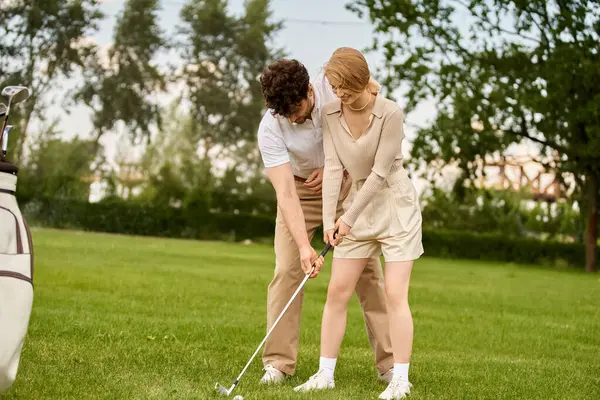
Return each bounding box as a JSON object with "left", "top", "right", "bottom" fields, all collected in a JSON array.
[
  {"left": 387, "top": 169, "right": 421, "bottom": 235},
  {"left": 386, "top": 168, "right": 417, "bottom": 204}
]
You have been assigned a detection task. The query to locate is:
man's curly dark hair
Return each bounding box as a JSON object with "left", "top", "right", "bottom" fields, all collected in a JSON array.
[{"left": 260, "top": 59, "right": 310, "bottom": 117}]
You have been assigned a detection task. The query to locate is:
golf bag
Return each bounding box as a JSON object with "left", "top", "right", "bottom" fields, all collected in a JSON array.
[{"left": 0, "top": 161, "right": 34, "bottom": 394}]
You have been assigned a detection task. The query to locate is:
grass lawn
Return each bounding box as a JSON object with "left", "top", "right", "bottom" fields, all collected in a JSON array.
[{"left": 3, "top": 228, "right": 600, "bottom": 400}]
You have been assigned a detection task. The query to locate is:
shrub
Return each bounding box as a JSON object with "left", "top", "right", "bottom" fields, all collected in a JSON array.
[{"left": 20, "top": 196, "right": 591, "bottom": 269}]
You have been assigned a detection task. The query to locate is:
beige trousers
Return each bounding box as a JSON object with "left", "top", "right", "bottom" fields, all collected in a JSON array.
[{"left": 262, "top": 178, "right": 393, "bottom": 376}]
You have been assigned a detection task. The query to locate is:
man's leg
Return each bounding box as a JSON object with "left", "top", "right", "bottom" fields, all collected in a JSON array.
[
  {"left": 355, "top": 257, "right": 395, "bottom": 376},
  {"left": 262, "top": 186, "right": 322, "bottom": 379},
  {"left": 262, "top": 209, "right": 306, "bottom": 378}
]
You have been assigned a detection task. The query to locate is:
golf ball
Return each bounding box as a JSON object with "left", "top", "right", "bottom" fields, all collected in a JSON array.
[{"left": 233, "top": 396, "right": 244, "bottom": 400}]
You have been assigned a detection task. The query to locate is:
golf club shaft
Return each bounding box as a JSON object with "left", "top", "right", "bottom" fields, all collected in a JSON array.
[
  {"left": 0, "top": 118, "right": 8, "bottom": 154},
  {"left": 232, "top": 267, "right": 312, "bottom": 386},
  {"left": 0, "top": 102, "right": 11, "bottom": 155},
  {"left": 2, "top": 126, "right": 11, "bottom": 161},
  {"left": 229, "top": 242, "right": 333, "bottom": 390},
  {"left": 1, "top": 131, "right": 7, "bottom": 159}
]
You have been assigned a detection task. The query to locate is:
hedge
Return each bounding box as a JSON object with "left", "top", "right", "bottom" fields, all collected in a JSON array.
[
  {"left": 21, "top": 197, "right": 275, "bottom": 242},
  {"left": 20, "top": 197, "right": 592, "bottom": 269},
  {"left": 422, "top": 229, "right": 591, "bottom": 269}
]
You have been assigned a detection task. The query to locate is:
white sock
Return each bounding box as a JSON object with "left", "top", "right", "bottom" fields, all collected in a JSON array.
[
  {"left": 319, "top": 357, "right": 337, "bottom": 379},
  {"left": 393, "top": 363, "right": 409, "bottom": 381}
]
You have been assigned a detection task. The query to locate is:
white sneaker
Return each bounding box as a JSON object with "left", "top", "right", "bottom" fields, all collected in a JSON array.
[
  {"left": 293, "top": 369, "right": 335, "bottom": 392},
  {"left": 378, "top": 367, "right": 393, "bottom": 384},
  {"left": 378, "top": 377, "right": 412, "bottom": 399},
  {"left": 259, "top": 364, "right": 286, "bottom": 385}
]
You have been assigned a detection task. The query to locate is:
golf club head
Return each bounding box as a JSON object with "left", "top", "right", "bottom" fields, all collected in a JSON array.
[
  {"left": 0, "top": 103, "right": 6, "bottom": 117},
  {"left": 215, "top": 382, "right": 231, "bottom": 396},
  {"left": 2, "top": 86, "right": 30, "bottom": 106}
]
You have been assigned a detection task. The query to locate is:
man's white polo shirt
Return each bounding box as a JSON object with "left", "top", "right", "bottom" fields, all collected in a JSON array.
[{"left": 257, "top": 73, "right": 337, "bottom": 179}]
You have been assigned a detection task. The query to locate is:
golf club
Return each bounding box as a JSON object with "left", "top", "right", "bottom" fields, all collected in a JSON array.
[
  {"left": 0, "top": 86, "right": 31, "bottom": 154},
  {"left": 215, "top": 239, "right": 336, "bottom": 397},
  {"left": 0, "top": 104, "right": 9, "bottom": 162},
  {"left": 2, "top": 125, "right": 13, "bottom": 161}
]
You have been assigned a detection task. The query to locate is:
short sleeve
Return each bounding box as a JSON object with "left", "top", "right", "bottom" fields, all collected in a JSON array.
[{"left": 257, "top": 122, "right": 290, "bottom": 168}]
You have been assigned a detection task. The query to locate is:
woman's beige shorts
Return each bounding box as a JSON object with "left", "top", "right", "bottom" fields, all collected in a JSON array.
[{"left": 334, "top": 167, "right": 424, "bottom": 262}]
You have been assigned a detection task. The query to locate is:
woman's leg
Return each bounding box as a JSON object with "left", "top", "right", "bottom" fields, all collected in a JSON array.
[
  {"left": 321, "top": 257, "right": 369, "bottom": 358},
  {"left": 378, "top": 260, "right": 414, "bottom": 400},
  {"left": 294, "top": 257, "right": 368, "bottom": 392},
  {"left": 385, "top": 260, "right": 414, "bottom": 366}
]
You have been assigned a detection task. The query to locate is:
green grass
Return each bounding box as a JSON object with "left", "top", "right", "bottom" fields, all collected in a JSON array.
[{"left": 4, "top": 228, "right": 600, "bottom": 400}]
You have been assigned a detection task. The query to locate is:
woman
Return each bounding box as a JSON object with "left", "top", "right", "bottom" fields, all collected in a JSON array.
[{"left": 294, "top": 47, "right": 424, "bottom": 399}]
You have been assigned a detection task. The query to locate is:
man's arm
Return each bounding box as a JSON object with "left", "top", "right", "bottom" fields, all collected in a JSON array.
[
  {"left": 258, "top": 123, "right": 311, "bottom": 250},
  {"left": 265, "top": 163, "right": 323, "bottom": 277},
  {"left": 266, "top": 163, "right": 310, "bottom": 249},
  {"left": 258, "top": 120, "right": 323, "bottom": 276}
]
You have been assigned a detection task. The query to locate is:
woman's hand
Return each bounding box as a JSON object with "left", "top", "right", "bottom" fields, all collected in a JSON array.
[
  {"left": 335, "top": 219, "right": 351, "bottom": 242},
  {"left": 324, "top": 220, "right": 351, "bottom": 247},
  {"left": 324, "top": 229, "right": 337, "bottom": 247}
]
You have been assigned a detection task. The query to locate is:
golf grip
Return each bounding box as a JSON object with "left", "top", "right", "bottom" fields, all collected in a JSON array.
[
  {"left": 229, "top": 239, "right": 336, "bottom": 388},
  {"left": 309, "top": 228, "right": 338, "bottom": 275}
]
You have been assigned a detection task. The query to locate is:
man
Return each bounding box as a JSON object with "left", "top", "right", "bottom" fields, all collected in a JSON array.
[{"left": 256, "top": 59, "right": 394, "bottom": 385}]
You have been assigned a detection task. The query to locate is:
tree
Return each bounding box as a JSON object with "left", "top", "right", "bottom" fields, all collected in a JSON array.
[
  {"left": 76, "top": 0, "right": 167, "bottom": 143},
  {"left": 17, "top": 121, "right": 98, "bottom": 201},
  {"left": 136, "top": 101, "right": 214, "bottom": 208},
  {"left": 420, "top": 186, "right": 582, "bottom": 241},
  {"left": 0, "top": 0, "right": 104, "bottom": 162},
  {"left": 349, "top": 0, "right": 600, "bottom": 271},
  {"left": 176, "top": 0, "right": 283, "bottom": 160}
]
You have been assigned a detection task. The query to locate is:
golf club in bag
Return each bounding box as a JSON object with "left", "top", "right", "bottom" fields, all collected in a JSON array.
[
  {"left": 0, "top": 86, "right": 34, "bottom": 395},
  {"left": 0, "top": 86, "right": 29, "bottom": 158},
  {"left": 216, "top": 238, "right": 335, "bottom": 397}
]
